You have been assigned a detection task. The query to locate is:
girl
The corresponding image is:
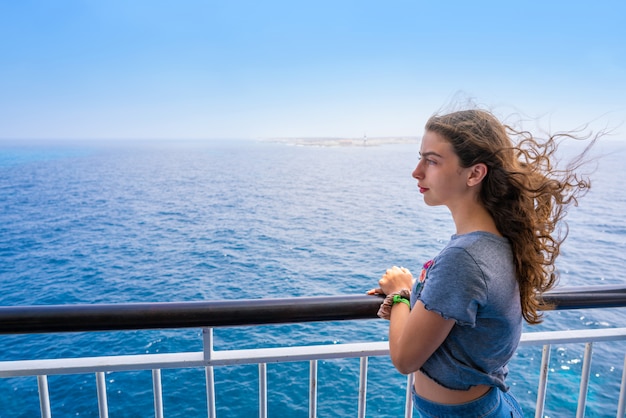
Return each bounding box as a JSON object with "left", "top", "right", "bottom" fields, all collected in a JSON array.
[{"left": 368, "top": 109, "right": 594, "bottom": 417}]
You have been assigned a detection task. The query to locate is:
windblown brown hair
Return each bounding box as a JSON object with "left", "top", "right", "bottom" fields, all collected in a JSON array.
[{"left": 425, "top": 109, "right": 595, "bottom": 324}]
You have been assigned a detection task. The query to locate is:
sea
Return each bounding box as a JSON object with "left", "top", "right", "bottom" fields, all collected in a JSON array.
[{"left": 0, "top": 137, "right": 625, "bottom": 417}]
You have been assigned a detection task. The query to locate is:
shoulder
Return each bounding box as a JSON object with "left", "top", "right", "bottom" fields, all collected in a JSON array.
[
  {"left": 444, "top": 232, "right": 512, "bottom": 261},
  {"left": 429, "top": 232, "right": 511, "bottom": 286},
  {"left": 449, "top": 231, "right": 510, "bottom": 248}
]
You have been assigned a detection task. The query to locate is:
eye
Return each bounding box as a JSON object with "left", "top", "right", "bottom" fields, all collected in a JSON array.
[
  {"left": 418, "top": 153, "right": 438, "bottom": 166},
  {"left": 419, "top": 157, "right": 436, "bottom": 165}
]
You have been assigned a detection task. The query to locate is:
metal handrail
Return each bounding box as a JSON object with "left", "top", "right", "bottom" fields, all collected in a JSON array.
[{"left": 0, "top": 285, "right": 625, "bottom": 334}]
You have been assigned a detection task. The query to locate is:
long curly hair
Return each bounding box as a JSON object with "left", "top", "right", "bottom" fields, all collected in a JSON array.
[{"left": 425, "top": 109, "right": 595, "bottom": 324}]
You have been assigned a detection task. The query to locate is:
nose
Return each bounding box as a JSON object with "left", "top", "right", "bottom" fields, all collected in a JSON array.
[{"left": 412, "top": 160, "right": 424, "bottom": 180}]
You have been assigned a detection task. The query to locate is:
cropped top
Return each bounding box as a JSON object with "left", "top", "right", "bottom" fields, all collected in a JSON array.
[{"left": 410, "top": 231, "right": 523, "bottom": 391}]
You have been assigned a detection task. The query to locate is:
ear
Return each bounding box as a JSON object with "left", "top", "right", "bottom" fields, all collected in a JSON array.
[{"left": 466, "top": 163, "right": 488, "bottom": 187}]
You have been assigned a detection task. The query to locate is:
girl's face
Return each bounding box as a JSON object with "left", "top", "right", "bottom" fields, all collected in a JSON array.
[{"left": 412, "top": 130, "right": 473, "bottom": 208}]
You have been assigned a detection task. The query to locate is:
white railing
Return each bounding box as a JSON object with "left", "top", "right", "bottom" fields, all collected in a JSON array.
[
  {"left": 1, "top": 289, "right": 626, "bottom": 417},
  {"left": 519, "top": 328, "right": 626, "bottom": 418},
  {"left": 2, "top": 327, "right": 626, "bottom": 417}
]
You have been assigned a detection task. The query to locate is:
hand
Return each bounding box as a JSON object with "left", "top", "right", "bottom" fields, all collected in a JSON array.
[{"left": 367, "top": 266, "right": 413, "bottom": 296}]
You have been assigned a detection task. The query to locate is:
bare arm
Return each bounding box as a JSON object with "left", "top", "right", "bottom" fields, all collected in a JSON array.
[
  {"left": 370, "top": 266, "right": 455, "bottom": 374},
  {"left": 387, "top": 300, "right": 454, "bottom": 374}
]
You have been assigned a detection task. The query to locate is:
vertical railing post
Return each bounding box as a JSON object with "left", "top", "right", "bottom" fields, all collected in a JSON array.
[
  {"left": 617, "top": 355, "right": 626, "bottom": 418},
  {"left": 309, "top": 360, "right": 318, "bottom": 418},
  {"left": 535, "top": 344, "right": 551, "bottom": 418},
  {"left": 576, "top": 342, "right": 593, "bottom": 418},
  {"left": 96, "top": 371, "right": 109, "bottom": 418},
  {"left": 37, "top": 375, "right": 51, "bottom": 418},
  {"left": 152, "top": 369, "right": 164, "bottom": 418},
  {"left": 357, "top": 357, "right": 368, "bottom": 418},
  {"left": 259, "top": 363, "right": 267, "bottom": 418},
  {"left": 405, "top": 373, "right": 413, "bottom": 418},
  {"left": 203, "top": 327, "right": 216, "bottom": 418}
]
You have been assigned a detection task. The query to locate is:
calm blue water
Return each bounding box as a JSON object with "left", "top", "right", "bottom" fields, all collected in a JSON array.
[{"left": 0, "top": 138, "right": 625, "bottom": 417}]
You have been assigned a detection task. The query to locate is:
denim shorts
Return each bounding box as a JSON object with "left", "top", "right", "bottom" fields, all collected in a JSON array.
[{"left": 411, "top": 386, "right": 523, "bottom": 418}]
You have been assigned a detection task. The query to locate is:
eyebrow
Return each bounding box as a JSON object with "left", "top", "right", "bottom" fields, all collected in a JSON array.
[{"left": 419, "top": 151, "right": 444, "bottom": 159}]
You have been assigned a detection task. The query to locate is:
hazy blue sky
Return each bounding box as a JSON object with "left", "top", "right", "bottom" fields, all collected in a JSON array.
[{"left": 1, "top": 1, "right": 624, "bottom": 140}]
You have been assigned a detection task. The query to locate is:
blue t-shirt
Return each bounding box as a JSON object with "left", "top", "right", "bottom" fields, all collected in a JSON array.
[{"left": 410, "top": 231, "right": 523, "bottom": 391}]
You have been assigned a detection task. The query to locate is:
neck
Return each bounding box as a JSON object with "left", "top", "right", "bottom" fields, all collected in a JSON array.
[{"left": 449, "top": 200, "right": 500, "bottom": 236}]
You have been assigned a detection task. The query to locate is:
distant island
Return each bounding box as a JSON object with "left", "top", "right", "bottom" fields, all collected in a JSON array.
[{"left": 263, "top": 136, "right": 420, "bottom": 147}]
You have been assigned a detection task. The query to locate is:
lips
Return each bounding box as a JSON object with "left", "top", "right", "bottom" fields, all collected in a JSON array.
[{"left": 418, "top": 185, "right": 429, "bottom": 193}]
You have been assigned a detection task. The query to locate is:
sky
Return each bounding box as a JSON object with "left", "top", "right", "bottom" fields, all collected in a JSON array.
[{"left": 0, "top": 0, "right": 624, "bottom": 140}]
